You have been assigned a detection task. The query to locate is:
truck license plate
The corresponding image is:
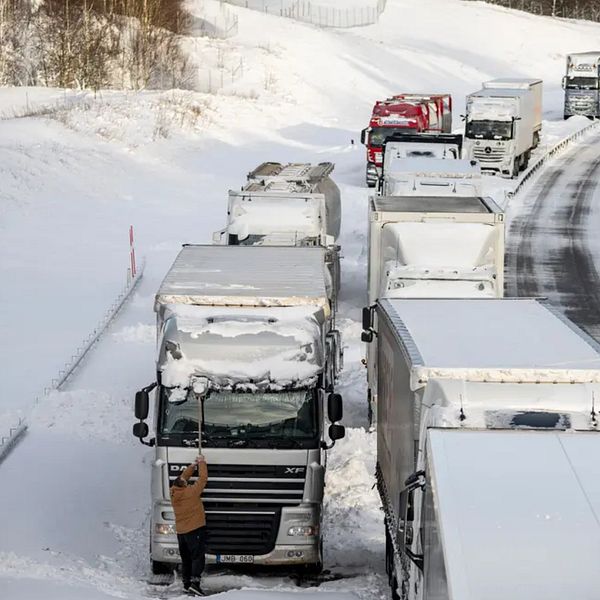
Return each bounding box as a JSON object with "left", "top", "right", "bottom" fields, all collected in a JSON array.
[{"left": 216, "top": 554, "right": 254, "bottom": 564}]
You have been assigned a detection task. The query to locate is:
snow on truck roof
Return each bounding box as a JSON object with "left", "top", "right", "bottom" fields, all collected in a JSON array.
[
  {"left": 380, "top": 298, "right": 600, "bottom": 384},
  {"left": 371, "top": 195, "right": 501, "bottom": 214},
  {"left": 429, "top": 428, "right": 600, "bottom": 600},
  {"left": 156, "top": 245, "right": 329, "bottom": 310}
]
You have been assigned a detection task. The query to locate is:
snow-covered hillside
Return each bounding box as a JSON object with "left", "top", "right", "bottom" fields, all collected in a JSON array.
[{"left": 2, "top": 0, "right": 600, "bottom": 598}]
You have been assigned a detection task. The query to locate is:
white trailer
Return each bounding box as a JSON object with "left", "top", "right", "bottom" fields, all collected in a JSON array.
[
  {"left": 133, "top": 245, "right": 345, "bottom": 575},
  {"left": 369, "top": 298, "right": 600, "bottom": 600},
  {"left": 379, "top": 157, "right": 482, "bottom": 197},
  {"left": 464, "top": 78, "right": 543, "bottom": 177},
  {"left": 363, "top": 195, "right": 505, "bottom": 422},
  {"left": 213, "top": 162, "right": 341, "bottom": 305}
]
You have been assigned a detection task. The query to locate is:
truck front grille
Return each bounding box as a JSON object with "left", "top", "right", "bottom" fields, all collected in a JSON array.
[
  {"left": 472, "top": 146, "right": 505, "bottom": 163},
  {"left": 168, "top": 462, "right": 307, "bottom": 556},
  {"left": 205, "top": 507, "right": 281, "bottom": 556}
]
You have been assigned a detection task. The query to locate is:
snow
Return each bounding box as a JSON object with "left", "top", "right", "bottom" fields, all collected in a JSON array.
[
  {"left": 158, "top": 304, "right": 325, "bottom": 390},
  {"left": 382, "top": 298, "right": 600, "bottom": 384},
  {"left": 429, "top": 429, "right": 600, "bottom": 600},
  {"left": 3, "top": 0, "right": 600, "bottom": 598}
]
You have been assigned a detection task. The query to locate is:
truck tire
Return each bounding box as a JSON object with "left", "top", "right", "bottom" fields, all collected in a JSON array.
[
  {"left": 511, "top": 158, "right": 520, "bottom": 178},
  {"left": 152, "top": 560, "right": 174, "bottom": 575}
]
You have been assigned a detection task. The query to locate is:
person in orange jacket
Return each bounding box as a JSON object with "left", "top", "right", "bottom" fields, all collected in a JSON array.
[{"left": 170, "top": 454, "right": 208, "bottom": 596}]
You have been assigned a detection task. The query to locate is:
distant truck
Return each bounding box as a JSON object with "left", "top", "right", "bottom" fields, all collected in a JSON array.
[
  {"left": 213, "top": 162, "right": 341, "bottom": 306},
  {"left": 464, "top": 78, "right": 543, "bottom": 178},
  {"left": 362, "top": 196, "right": 505, "bottom": 422},
  {"left": 361, "top": 94, "right": 453, "bottom": 187},
  {"left": 133, "top": 245, "right": 344, "bottom": 575},
  {"left": 367, "top": 297, "right": 600, "bottom": 600},
  {"left": 563, "top": 52, "right": 600, "bottom": 119}
]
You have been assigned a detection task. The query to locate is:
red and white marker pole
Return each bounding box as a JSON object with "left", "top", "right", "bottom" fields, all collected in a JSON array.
[{"left": 129, "top": 225, "right": 137, "bottom": 279}]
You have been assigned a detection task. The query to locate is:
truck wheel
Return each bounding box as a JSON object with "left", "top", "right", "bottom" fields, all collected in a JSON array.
[
  {"left": 511, "top": 158, "right": 520, "bottom": 178},
  {"left": 152, "top": 560, "right": 174, "bottom": 575},
  {"left": 391, "top": 574, "right": 401, "bottom": 600}
]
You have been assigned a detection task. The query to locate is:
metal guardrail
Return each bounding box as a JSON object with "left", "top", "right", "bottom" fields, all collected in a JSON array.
[
  {"left": 509, "top": 120, "right": 600, "bottom": 200},
  {"left": 0, "top": 259, "right": 145, "bottom": 465}
]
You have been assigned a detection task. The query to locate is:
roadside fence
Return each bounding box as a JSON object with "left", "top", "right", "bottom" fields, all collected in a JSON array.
[
  {"left": 508, "top": 119, "right": 600, "bottom": 201},
  {"left": 0, "top": 228, "right": 145, "bottom": 465},
  {"left": 221, "top": 0, "right": 387, "bottom": 28},
  {"left": 186, "top": 2, "right": 239, "bottom": 39}
]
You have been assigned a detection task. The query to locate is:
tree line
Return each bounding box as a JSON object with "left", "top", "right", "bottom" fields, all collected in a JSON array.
[
  {"left": 0, "top": 0, "right": 194, "bottom": 90},
  {"left": 468, "top": 0, "right": 600, "bottom": 20}
]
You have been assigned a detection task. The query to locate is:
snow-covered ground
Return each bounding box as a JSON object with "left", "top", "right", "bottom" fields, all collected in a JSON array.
[{"left": 3, "top": 0, "right": 600, "bottom": 597}]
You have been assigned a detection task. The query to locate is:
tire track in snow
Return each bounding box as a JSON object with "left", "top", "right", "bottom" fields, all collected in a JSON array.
[{"left": 507, "top": 132, "right": 600, "bottom": 339}]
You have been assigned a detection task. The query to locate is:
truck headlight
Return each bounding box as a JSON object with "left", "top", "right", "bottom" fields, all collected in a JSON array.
[
  {"left": 288, "top": 525, "right": 318, "bottom": 537},
  {"left": 155, "top": 523, "right": 176, "bottom": 535}
]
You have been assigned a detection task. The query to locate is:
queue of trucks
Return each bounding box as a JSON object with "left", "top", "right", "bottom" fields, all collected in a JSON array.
[
  {"left": 130, "top": 65, "right": 600, "bottom": 598},
  {"left": 362, "top": 78, "right": 543, "bottom": 184}
]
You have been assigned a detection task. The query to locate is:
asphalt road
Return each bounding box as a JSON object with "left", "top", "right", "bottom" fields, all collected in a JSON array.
[{"left": 506, "top": 131, "right": 600, "bottom": 339}]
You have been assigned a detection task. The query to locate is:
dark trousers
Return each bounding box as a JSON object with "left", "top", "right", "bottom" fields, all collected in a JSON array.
[{"left": 177, "top": 526, "right": 206, "bottom": 586}]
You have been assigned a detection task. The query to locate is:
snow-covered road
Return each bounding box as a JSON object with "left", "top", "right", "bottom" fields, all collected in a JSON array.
[{"left": 507, "top": 129, "right": 600, "bottom": 338}]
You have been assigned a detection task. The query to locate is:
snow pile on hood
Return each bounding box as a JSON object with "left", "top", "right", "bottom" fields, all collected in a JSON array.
[{"left": 159, "top": 304, "right": 326, "bottom": 391}]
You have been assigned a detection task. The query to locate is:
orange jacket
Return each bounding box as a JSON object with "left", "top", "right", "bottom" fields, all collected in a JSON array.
[{"left": 170, "top": 461, "right": 208, "bottom": 534}]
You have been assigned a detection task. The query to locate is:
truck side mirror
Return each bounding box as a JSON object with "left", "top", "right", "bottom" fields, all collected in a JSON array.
[
  {"left": 133, "top": 421, "right": 149, "bottom": 439},
  {"left": 328, "top": 423, "right": 345, "bottom": 442},
  {"left": 135, "top": 390, "right": 150, "bottom": 420},
  {"left": 360, "top": 128, "right": 367, "bottom": 145},
  {"left": 327, "top": 392, "right": 343, "bottom": 423},
  {"left": 362, "top": 306, "right": 373, "bottom": 331},
  {"left": 361, "top": 330, "right": 374, "bottom": 343}
]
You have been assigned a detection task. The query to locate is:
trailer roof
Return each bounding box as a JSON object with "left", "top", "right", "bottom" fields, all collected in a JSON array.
[
  {"left": 483, "top": 78, "right": 542, "bottom": 88},
  {"left": 429, "top": 429, "right": 600, "bottom": 600},
  {"left": 380, "top": 298, "right": 600, "bottom": 382},
  {"left": 156, "top": 245, "right": 328, "bottom": 309},
  {"left": 372, "top": 195, "right": 499, "bottom": 214}
]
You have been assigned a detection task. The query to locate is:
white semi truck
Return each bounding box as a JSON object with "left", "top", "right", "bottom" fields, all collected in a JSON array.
[
  {"left": 464, "top": 78, "right": 543, "bottom": 178},
  {"left": 367, "top": 298, "right": 600, "bottom": 600},
  {"left": 133, "top": 244, "right": 345, "bottom": 575},
  {"left": 362, "top": 195, "right": 505, "bottom": 422},
  {"left": 213, "top": 162, "right": 341, "bottom": 305},
  {"left": 563, "top": 52, "right": 600, "bottom": 119}
]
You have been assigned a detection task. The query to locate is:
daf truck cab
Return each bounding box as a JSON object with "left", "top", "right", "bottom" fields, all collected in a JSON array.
[{"left": 133, "top": 245, "right": 345, "bottom": 576}]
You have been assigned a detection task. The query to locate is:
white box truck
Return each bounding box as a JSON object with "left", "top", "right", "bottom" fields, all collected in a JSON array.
[
  {"left": 214, "top": 162, "right": 341, "bottom": 305},
  {"left": 368, "top": 298, "right": 600, "bottom": 600},
  {"left": 563, "top": 52, "right": 600, "bottom": 119},
  {"left": 132, "top": 245, "right": 345, "bottom": 575},
  {"left": 362, "top": 196, "right": 505, "bottom": 423},
  {"left": 464, "top": 78, "right": 543, "bottom": 178}
]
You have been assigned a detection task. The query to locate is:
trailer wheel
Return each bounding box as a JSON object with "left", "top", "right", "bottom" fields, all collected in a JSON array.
[
  {"left": 390, "top": 573, "right": 401, "bottom": 600},
  {"left": 152, "top": 560, "right": 174, "bottom": 575}
]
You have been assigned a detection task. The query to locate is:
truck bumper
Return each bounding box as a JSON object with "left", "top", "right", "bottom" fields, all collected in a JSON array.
[
  {"left": 152, "top": 539, "right": 320, "bottom": 566},
  {"left": 151, "top": 503, "right": 321, "bottom": 567}
]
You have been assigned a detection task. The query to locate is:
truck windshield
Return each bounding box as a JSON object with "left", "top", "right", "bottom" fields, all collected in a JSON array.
[
  {"left": 158, "top": 387, "right": 318, "bottom": 448},
  {"left": 465, "top": 120, "right": 512, "bottom": 140},
  {"left": 565, "top": 77, "right": 599, "bottom": 90},
  {"left": 369, "top": 127, "right": 413, "bottom": 146}
]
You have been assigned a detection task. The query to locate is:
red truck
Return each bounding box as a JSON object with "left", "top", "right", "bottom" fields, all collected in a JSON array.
[{"left": 360, "top": 93, "right": 453, "bottom": 187}]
